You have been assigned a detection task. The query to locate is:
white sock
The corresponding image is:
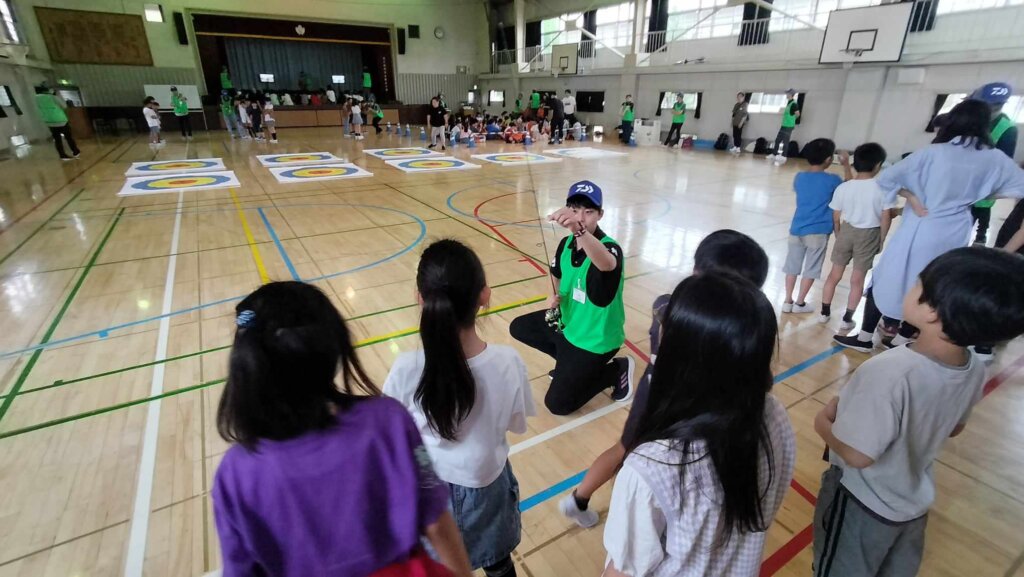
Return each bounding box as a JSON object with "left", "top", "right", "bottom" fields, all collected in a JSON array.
[
  {"left": 857, "top": 330, "right": 873, "bottom": 343},
  {"left": 891, "top": 334, "right": 912, "bottom": 346}
]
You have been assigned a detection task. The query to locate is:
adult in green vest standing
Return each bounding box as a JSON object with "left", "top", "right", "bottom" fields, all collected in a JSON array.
[
  {"left": 509, "top": 180, "right": 635, "bottom": 416},
  {"left": 362, "top": 66, "right": 372, "bottom": 99},
  {"left": 170, "top": 86, "right": 192, "bottom": 139},
  {"left": 969, "top": 82, "right": 1018, "bottom": 245},
  {"left": 529, "top": 89, "right": 541, "bottom": 120},
  {"left": 663, "top": 92, "right": 686, "bottom": 147},
  {"left": 766, "top": 89, "right": 800, "bottom": 163},
  {"left": 513, "top": 93, "right": 523, "bottom": 117},
  {"left": 220, "top": 65, "right": 233, "bottom": 91},
  {"left": 619, "top": 94, "right": 635, "bottom": 144},
  {"left": 34, "top": 85, "right": 79, "bottom": 160}
]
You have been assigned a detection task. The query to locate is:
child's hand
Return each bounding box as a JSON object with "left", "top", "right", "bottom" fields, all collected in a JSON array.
[
  {"left": 548, "top": 207, "right": 584, "bottom": 232},
  {"left": 546, "top": 294, "right": 560, "bottom": 310},
  {"left": 838, "top": 150, "right": 850, "bottom": 166}
]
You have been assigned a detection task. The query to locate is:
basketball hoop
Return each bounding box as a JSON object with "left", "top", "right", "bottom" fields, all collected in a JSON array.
[{"left": 839, "top": 48, "right": 866, "bottom": 57}]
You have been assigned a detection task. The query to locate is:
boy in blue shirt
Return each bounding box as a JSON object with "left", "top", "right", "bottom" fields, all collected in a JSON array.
[{"left": 783, "top": 138, "right": 842, "bottom": 314}]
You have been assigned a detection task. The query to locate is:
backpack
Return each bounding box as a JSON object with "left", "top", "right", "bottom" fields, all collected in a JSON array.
[
  {"left": 682, "top": 136, "right": 694, "bottom": 149},
  {"left": 714, "top": 133, "right": 729, "bottom": 150},
  {"left": 787, "top": 140, "right": 801, "bottom": 159},
  {"left": 753, "top": 137, "right": 769, "bottom": 154}
]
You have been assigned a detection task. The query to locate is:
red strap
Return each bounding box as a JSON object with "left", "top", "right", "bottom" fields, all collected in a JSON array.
[{"left": 369, "top": 550, "right": 453, "bottom": 577}]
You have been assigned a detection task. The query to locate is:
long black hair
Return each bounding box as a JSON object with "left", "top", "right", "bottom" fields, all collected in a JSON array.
[
  {"left": 216, "top": 282, "right": 378, "bottom": 450},
  {"left": 415, "top": 239, "right": 487, "bottom": 441},
  {"left": 628, "top": 272, "right": 778, "bottom": 542},
  {"left": 933, "top": 99, "right": 993, "bottom": 150}
]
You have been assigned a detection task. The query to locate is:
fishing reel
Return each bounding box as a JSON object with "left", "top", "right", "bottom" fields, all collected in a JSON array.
[{"left": 544, "top": 306, "right": 563, "bottom": 333}]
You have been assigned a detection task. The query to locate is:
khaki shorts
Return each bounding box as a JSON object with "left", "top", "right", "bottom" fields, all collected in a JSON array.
[{"left": 831, "top": 225, "right": 881, "bottom": 271}]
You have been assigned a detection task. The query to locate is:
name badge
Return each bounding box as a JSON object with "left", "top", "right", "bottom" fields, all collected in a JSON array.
[{"left": 573, "top": 287, "right": 586, "bottom": 303}]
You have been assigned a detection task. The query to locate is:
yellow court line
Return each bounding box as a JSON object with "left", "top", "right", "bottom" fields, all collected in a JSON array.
[{"left": 230, "top": 190, "right": 271, "bottom": 284}]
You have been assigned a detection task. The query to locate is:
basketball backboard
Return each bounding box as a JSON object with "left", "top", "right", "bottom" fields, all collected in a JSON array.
[
  {"left": 819, "top": 3, "right": 914, "bottom": 64},
  {"left": 551, "top": 43, "right": 578, "bottom": 75}
]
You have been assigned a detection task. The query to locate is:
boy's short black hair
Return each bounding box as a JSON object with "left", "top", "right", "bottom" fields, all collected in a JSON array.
[
  {"left": 918, "top": 247, "right": 1024, "bottom": 347},
  {"left": 802, "top": 138, "right": 836, "bottom": 166},
  {"left": 566, "top": 195, "right": 601, "bottom": 211},
  {"left": 694, "top": 229, "right": 769, "bottom": 288},
  {"left": 853, "top": 142, "right": 887, "bottom": 173}
]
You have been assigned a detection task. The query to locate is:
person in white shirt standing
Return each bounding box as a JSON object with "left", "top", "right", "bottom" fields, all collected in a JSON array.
[
  {"left": 385, "top": 239, "right": 535, "bottom": 577},
  {"left": 325, "top": 85, "right": 337, "bottom": 104},
  {"left": 603, "top": 273, "right": 795, "bottom": 577},
  {"left": 261, "top": 99, "right": 278, "bottom": 143},
  {"left": 819, "top": 143, "right": 895, "bottom": 332},
  {"left": 237, "top": 98, "right": 253, "bottom": 140},
  {"left": 143, "top": 96, "right": 162, "bottom": 145},
  {"left": 562, "top": 89, "right": 578, "bottom": 126}
]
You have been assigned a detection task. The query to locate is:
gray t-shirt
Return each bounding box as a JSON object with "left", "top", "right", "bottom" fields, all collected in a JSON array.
[{"left": 830, "top": 344, "right": 984, "bottom": 522}]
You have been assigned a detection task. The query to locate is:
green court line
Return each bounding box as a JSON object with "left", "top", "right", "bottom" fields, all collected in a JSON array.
[
  {"left": 0, "top": 294, "right": 546, "bottom": 440},
  {"left": 0, "top": 187, "right": 86, "bottom": 269},
  {"left": 0, "top": 208, "right": 125, "bottom": 424}
]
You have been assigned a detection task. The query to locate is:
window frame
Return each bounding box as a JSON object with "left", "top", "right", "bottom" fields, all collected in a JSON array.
[
  {"left": 747, "top": 92, "right": 792, "bottom": 114},
  {"left": 488, "top": 89, "right": 505, "bottom": 106}
]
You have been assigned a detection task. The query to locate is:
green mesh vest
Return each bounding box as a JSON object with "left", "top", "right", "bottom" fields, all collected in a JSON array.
[
  {"left": 558, "top": 236, "right": 626, "bottom": 354},
  {"left": 975, "top": 114, "right": 1015, "bottom": 209},
  {"left": 782, "top": 101, "right": 798, "bottom": 128}
]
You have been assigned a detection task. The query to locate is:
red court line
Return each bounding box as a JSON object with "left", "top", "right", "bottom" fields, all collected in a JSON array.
[
  {"left": 623, "top": 338, "right": 651, "bottom": 365},
  {"left": 759, "top": 351, "right": 1024, "bottom": 577},
  {"left": 472, "top": 193, "right": 549, "bottom": 275},
  {"left": 493, "top": 217, "right": 542, "bottom": 228},
  {"left": 790, "top": 479, "right": 818, "bottom": 506}
]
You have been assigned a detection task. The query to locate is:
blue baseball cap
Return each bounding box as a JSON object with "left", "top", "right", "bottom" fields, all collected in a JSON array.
[
  {"left": 567, "top": 180, "right": 603, "bottom": 208},
  {"left": 970, "top": 82, "right": 1012, "bottom": 105}
]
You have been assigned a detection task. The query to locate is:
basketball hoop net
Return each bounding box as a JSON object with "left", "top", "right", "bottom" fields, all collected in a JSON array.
[{"left": 839, "top": 48, "right": 865, "bottom": 57}]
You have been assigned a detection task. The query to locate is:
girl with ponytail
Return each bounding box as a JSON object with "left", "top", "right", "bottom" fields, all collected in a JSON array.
[{"left": 385, "top": 239, "right": 536, "bottom": 577}]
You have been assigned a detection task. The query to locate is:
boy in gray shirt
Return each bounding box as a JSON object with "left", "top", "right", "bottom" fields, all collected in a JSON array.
[{"left": 812, "top": 247, "right": 1024, "bottom": 576}]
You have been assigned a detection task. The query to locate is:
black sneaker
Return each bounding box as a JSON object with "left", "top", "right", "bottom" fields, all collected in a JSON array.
[
  {"left": 441, "top": 145, "right": 446, "bottom": 151},
  {"left": 611, "top": 356, "right": 636, "bottom": 402},
  {"left": 427, "top": 144, "right": 435, "bottom": 149},
  {"left": 833, "top": 334, "right": 873, "bottom": 353}
]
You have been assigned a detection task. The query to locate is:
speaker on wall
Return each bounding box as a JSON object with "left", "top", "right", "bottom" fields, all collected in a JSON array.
[
  {"left": 408, "top": 25, "right": 420, "bottom": 39},
  {"left": 173, "top": 12, "right": 188, "bottom": 45},
  {"left": 397, "top": 28, "right": 406, "bottom": 54}
]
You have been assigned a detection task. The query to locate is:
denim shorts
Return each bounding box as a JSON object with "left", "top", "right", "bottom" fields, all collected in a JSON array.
[{"left": 450, "top": 461, "right": 522, "bottom": 569}]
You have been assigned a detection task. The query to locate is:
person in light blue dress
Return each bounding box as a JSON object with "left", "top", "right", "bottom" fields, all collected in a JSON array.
[{"left": 835, "top": 100, "right": 1024, "bottom": 352}]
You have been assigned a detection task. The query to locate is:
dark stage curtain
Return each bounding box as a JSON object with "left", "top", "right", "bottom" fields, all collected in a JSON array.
[{"left": 225, "top": 37, "right": 363, "bottom": 94}]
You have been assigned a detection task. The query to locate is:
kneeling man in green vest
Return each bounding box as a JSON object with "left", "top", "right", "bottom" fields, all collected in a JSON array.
[{"left": 510, "top": 180, "right": 635, "bottom": 416}]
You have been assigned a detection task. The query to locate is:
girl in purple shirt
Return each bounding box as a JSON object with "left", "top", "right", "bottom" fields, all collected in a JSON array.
[{"left": 212, "top": 282, "right": 473, "bottom": 577}]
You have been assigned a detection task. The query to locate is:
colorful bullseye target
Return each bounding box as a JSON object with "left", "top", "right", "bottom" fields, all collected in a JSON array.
[
  {"left": 270, "top": 163, "right": 372, "bottom": 183},
  {"left": 385, "top": 157, "right": 481, "bottom": 173},
  {"left": 125, "top": 158, "right": 226, "bottom": 176},
  {"left": 256, "top": 152, "right": 344, "bottom": 167},
  {"left": 118, "top": 171, "right": 240, "bottom": 197},
  {"left": 364, "top": 147, "right": 445, "bottom": 160},
  {"left": 471, "top": 153, "right": 563, "bottom": 166}
]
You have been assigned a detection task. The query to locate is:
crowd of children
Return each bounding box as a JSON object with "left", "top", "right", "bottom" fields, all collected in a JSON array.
[{"left": 202, "top": 77, "right": 1024, "bottom": 577}]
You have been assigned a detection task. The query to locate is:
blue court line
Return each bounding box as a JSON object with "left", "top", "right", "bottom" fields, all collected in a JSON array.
[
  {"left": 0, "top": 205, "right": 427, "bottom": 360},
  {"left": 257, "top": 207, "right": 301, "bottom": 281},
  {"left": 515, "top": 345, "right": 845, "bottom": 513}
]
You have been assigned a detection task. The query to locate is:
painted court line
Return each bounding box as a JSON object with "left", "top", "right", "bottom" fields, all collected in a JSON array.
[
  {"left": 257, "top": 207, "right": 300, "bottom": 281},
  {"left": 124, "top": 191, "right": 184, "bottom": 576},
  {"left": 231, "top": 189, "right": 270, "bottom": 284}
]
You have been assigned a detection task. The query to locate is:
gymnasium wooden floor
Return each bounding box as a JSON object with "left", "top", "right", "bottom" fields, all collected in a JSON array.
[{"left": 0, "top": 126, "right": 1022, "bottom": 577}]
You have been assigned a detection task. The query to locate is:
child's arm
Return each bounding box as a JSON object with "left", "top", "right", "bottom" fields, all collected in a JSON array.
[
  {"left": 1003, "top": 220, "right": 1024, "bottom": 254},
  {"left": 879, "top": 206, "right": 893, "bottom": 245},
  {"left": 814, "top": 396, "right": 875, "bottom": 469},
  {"left": 424, "top": 511, "right": 474, "bottom": 577},
  {"left": 833, "top": 210, "right": 842, "bottom": 234},
  {"left": 898, "top": 189, "right": 929, "bottom": 217},
  {"left": 838, "top": 151, "right": 853, "bottom": 181}
]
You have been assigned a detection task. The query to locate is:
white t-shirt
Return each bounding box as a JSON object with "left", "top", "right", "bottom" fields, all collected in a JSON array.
[
  {"left": 143, "top": 107, "right": 160, "bottom": 128},
  {"left": 831, "top": 345, "right": 984, "bottom": 522},
  {"left": 604, "top": 395, "right": 795, "bottom": 577},
  {"left": 351, "top": 103, "right": 361, "bottom": 116},
  {"left": 326, "top": 89, "right": 337, "bottom": 103},
  {"left": 263, "top": 103, "right": 274, "bottom": 122},
  {"left": 237, "top": 104, "right": 250, "bottom": 124},
  {"left": 383, "top": 344, "right": 536, "bottom": 488},
  {"left": 828, "top": 178, "right": 896, "bottom": 229},
  {"left": 563, "top": 95, "right": 577, "bottom": 115}
]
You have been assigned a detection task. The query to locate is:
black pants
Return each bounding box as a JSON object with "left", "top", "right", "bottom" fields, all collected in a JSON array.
[
  {"left": 549, "top": 115, "right": 564, "bottom": 142},
  {"left": 664, "top": 122, "right": 683, "bottom": 146},
  {"left": 620, "top": 121, "right": 633, "bottom": 144},
  {"left": 372, "top": 116, "right": 382, "bottom": 134},
  {"left": 176, "top": 115, "right": 192, "bottom": 137},
  {"left": 483, "top": 556, "right": 517, "bottom": 577},
  {"left": 996, "top": 200, "right": 1024, "bottom": 254},
  {"left": 49, "top": 125, "right": 80, "bottom": 158},
  {"left": 971, "top": 205, "right": 992, "bottom": 243},
  {"left": 732, "top": 125, "right": 743, "bottom": 149},
  {"left": 509, "top": 310, "right": 619, "bottom": 415},
  {"left": 773, "top": 126, "right": 794, "bottom": 156},
  {"left": 859, "top": 287, "right": 918, "bottom": 340}
]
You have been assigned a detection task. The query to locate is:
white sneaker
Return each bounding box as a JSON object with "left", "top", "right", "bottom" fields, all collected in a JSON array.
[
  {"left": 270, "top": 139, "right": 278, "bottom": 143},
  {"left": 765, "top": 154, "right": 776, "bottom": 161},
  {"left": 782, "top": 302, "right": 793, "bottom": 313},
  {"left": 890, "top": 334, "right": 914, "bottom": 347},
  {"left": 559, "top": 493, "right": 599, "bottom": 528},
  {"left": 791, "top": 302, "right": 815, "bottom": 314},
  {"left": 839, "top": 319, "right": 856, "bottom": 332},
  {"left": 817, "top": 314, "right": 830, "bottom": 324},
  {"left": 776, "top": 157, "right": 788, "bottom": 165}
]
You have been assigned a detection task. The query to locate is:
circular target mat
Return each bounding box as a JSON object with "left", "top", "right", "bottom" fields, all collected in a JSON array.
[
  {"left": 378, "top": 148, "right": 433, "bottom": 156},
  {"left": 137, "top": 160, "right": 220, "bottom": 172},
  {"left": 267, "top": 154, "right": 332, "bottom": 163},
  {"left": 280, "top": 166, "right": 361, "bottom": 179},
  {"left": 130, "top": 174, "right": 233, "bottom": 191},
  {"left": 488, "top": 153, "right": 546, "bottom": 162},
  {"left": 397, "top": 159, "right": 464, "bottom": 169}
]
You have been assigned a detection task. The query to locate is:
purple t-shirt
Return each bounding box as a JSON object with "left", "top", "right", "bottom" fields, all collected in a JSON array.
[{"left": 213, "top": 396, "right": 449, "bottom": 577}]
